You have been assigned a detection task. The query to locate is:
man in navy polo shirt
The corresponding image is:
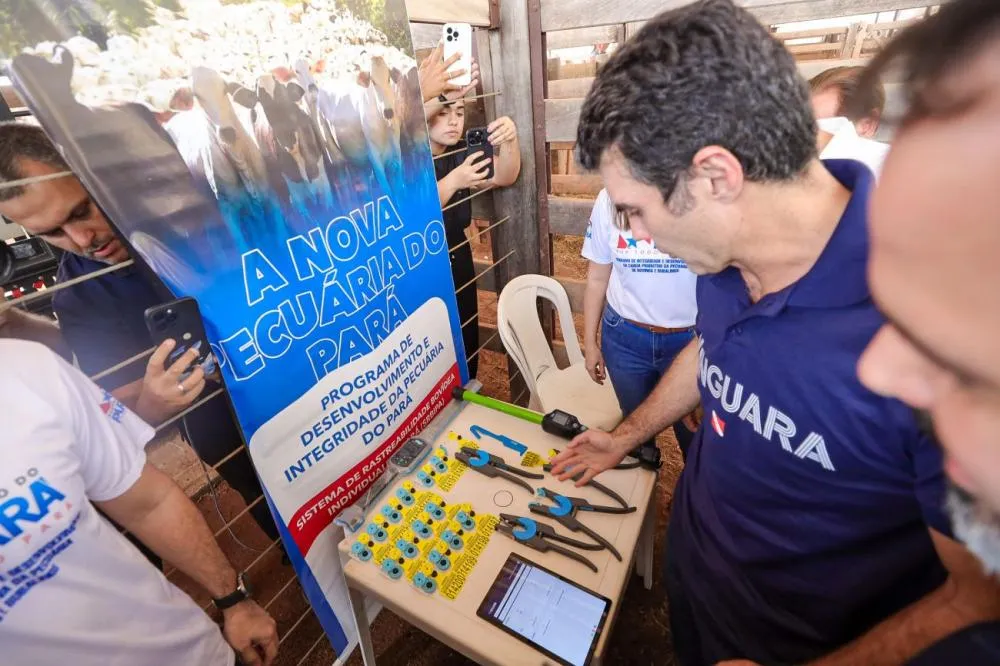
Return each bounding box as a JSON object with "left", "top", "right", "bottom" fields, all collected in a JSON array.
[
  {"left": 0, "top": 123, "right": 280, "bottom": 547},
  {"left": 551, "top": 1, "right": 1000, "bottom": 664}
]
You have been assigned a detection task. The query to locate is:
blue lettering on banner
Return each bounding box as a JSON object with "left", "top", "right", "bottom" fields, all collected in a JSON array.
[
  {"left": 285, "top": 333, "right": 444, "bottom": 484},
  {"left": 217, "top": 196, "right": 443, "bottom": 382}
]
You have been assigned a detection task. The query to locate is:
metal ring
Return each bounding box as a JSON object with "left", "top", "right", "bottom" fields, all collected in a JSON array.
[{"left": 493, "top": 490, "right": 514, "bottom": 508}]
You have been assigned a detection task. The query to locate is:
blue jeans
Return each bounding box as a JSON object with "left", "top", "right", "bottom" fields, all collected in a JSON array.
[{"left": 601, "top": 304, "right": 695, "bottom": 455}]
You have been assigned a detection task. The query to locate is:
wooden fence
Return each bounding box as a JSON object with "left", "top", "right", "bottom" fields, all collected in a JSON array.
[{"left": 530, "top": 0, "right": 938, "bottom": 318}]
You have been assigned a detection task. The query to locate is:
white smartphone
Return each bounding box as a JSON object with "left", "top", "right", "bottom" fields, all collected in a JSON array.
[{"left": 442, "top": 22, "right": 473, "bottom": 88}]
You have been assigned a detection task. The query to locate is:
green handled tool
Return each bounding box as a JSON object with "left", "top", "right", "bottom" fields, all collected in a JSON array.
[{"left": 451, "top": 387, "right": 588, "bottom": 440}]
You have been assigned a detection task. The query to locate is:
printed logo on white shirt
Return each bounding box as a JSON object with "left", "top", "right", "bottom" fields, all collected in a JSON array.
[
  {"left": 99, "top": 390, "right": 127, "bottom": 424},
  {"left": 580, "top": 189, "right": 698, "bottom": 328},
  {"left": 0, "top": 466, "right": 78, "bottom": 621},
  {"left": 609, "top": 229, "right": 689, "bottom": 275}
]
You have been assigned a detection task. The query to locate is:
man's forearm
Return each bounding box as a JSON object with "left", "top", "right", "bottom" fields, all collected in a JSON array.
[
  {"left": 612, "top": 338, "right": 701, "bottom": 449},
  {"left": 810, "top": 576, "right": 1000, "bottom": 666},
  {"left": 98, "top": 464, "right": 239, "bottom": 598}
]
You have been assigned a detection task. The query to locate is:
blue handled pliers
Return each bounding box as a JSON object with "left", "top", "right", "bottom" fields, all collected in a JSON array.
[
  {"left": 529, "top": 487, "right": 636, "bottom": 562},
  {"left": 497, "top": 513, "right": 600, "bottom": 572},
  {"left": 455, "top": 446, "right": 542, "bottom": 494}
]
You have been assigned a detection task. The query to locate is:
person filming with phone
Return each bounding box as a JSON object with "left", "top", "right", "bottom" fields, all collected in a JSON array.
[
  {"left": 420, "top": 44, "right": 521, "bottom": 378},
  {"left": 0, "top": 123, "right": 281, "bottom": 554}
]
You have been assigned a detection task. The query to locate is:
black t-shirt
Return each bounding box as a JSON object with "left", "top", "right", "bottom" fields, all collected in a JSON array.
[
  {"left": 434, "top": 140, "right": 472, "bottom": 248},
  {"left": 906, "top": 622, "right": 1000, "bottom": 665}
]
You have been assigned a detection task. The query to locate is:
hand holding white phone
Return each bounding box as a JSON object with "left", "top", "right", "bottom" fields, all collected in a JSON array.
[{"left": 442, "top": 22, "right": 473, "bottom": 87}]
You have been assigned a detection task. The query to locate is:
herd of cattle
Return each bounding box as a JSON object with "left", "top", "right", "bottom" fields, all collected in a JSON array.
[{"left": 18, "top": 0, "right": 429, "bottom": 220}]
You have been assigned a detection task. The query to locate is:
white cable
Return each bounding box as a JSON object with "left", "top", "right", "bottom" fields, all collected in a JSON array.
[{"left": 0, "top": 170, "right": 74, "bottom": 192}]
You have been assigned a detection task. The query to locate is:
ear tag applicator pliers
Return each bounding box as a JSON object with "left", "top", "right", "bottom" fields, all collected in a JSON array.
[
  {"left": 456, "top": 446, "right": 543, "bottom": 494},
  {"left": 529, "top": 487, "right": 636, "bottom": 561},
  {"left": 497, "top": 513, "right": 601, "bottom": 573},
  {"left": 541, "top": 463, "right": 632, "bottom": 510}
]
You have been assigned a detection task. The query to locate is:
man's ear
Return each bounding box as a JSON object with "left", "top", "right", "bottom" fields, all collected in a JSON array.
[
  {"left": 690, "top": 146, "right": 744, "bottom": 203},
  {"left": 856, "top": 115, "right": 880, "bottom": 138}
]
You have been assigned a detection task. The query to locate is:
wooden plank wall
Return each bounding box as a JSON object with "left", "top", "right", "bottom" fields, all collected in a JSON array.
[
  {"left": 406, "top": 1, "right": 540, "bottom": 387},
  {"left": 538, "top": 0, "right": 937, "bottom": 313},
  {"left": 406, "top": 0, "right": 494, "bottom": 26},
  {"left": 539, "top": 0, "right": 935, "bottom": 31}
]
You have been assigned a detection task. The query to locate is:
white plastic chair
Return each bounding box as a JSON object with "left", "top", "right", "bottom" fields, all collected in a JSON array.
[{"left": 496, "top": 274, "right": 622, "bottom": 431}]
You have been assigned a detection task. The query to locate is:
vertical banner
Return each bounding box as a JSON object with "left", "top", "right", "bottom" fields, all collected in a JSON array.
[{"left": 6, "top": 0, "right": 466, "bottom": 652}]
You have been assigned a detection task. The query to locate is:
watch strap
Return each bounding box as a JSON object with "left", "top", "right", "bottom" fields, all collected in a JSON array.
[{"left": 212, "top": 572, "right": 249, "bottom": 610}]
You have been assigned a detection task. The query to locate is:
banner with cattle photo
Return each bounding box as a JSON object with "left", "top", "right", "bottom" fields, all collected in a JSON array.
[{"left": 4, "top": 0, "right": 467, "bottom": 653}]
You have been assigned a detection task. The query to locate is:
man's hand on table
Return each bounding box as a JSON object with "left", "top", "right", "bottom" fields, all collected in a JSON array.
[
  {"left": 134, "top": 338, "right": 206, "bottom": 424},
  {"left": 549, "top": 430, "right": 629, "bottom": 486}
]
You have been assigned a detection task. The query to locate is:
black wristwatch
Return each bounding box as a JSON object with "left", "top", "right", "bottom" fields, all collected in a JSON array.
[{"left": 212, "top": 571, "right": 252, "bottom": 610}]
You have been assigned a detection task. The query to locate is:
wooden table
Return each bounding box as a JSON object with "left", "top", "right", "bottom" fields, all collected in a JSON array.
[{"left": 338, "top": 401, "right": 657, "bottom": 666}]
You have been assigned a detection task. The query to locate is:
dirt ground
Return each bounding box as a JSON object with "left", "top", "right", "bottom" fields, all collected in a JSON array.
[{"left": 163, "top": 233, "right": 682, "bottom": 665}]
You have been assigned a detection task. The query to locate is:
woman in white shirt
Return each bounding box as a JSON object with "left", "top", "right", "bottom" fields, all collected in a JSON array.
[{"left": 581, "top": 189, "right": 698, "bottom": 457}]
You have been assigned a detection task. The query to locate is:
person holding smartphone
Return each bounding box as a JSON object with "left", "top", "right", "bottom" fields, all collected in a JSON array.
[
  {"left": 0, "top": 123, "right": 281, "bottom": 554},
  {"left": 581, "top": 189, "right": 698, "bottom": 458},
  {"left": 421, "top": 49, "right": 521, "bottom": 378}
]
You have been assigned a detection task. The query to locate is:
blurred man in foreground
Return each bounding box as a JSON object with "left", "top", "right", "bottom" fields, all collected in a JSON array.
[
  {"left": 855, "top": 1, "right": 1000, "bottom": 662},
  {"left": 551, "top": 1, "right": 1000, "bottom": 664}
]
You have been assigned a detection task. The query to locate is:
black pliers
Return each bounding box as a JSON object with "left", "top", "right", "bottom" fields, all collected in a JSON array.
[
  {"left": 529, "top": 487, "right": 636, "bottom": 561},
  {"left": 541, "top": 463, "right": 631, "bottom": 510},
  {"left": 497, "top": 513, "right": 601, "bottom": 573},
  {"left": 456, "top": 446, "right": 543, "bottom": 494}
]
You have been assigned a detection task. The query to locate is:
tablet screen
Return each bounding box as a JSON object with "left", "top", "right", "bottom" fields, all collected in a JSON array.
[{"left": 477, "top": 554, "right": 610, "bottom": 666}]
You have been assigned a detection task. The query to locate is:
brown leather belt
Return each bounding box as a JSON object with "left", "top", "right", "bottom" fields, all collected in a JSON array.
[{"left": 623, "top": 318, "right": 694, "bottom": 335}]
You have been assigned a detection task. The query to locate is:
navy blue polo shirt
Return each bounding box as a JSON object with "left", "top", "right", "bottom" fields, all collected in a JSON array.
[
  {"left": 907, "top": 622, "right": 1000, "bottom": 665},
  {"left": 52, "top": 254, "right": 163, "bottom": 391},
  {"left": 668, "top": 161, "right": 952, "bottom": 665}
]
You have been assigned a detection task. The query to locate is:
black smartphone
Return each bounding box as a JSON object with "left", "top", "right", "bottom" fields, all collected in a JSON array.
[
  {"left": 465, "top": 126, "right": 494, "bottom": 180},
  {"left": 144, "top": 297, "right": 217, "bottom": 379}
]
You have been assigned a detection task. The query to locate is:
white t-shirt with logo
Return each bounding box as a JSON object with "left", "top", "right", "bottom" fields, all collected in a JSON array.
[
  {"left": 818, "top": 117, "right": 890, "bottom": 178},
  {"left": 0, "top": 339, "right": 233, "bottom": 666},
  {"left": 581, "top": 189, "right": 698, "bottom": 328}
]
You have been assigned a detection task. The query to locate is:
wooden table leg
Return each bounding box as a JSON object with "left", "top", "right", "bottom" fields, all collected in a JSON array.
[{"left": 349, "top": 586, "right": 378, "bottom": 665}]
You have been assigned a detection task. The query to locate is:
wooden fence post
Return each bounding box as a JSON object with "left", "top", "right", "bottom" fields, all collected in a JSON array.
[{"left": 484, "top": 0, "right": 545, "bottom": 404}]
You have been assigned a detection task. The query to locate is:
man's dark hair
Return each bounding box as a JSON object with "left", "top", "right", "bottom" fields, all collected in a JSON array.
[
  {"left": 809, "top": 66, "right": 885, "bottom": 124},
  {"left": 851, "top": 0, "right": 1000, "bottom": 126},
  {"left": 0, "top": 122, "right": 70, "bottom": 201},
  {"left": 576, "top": 0, "right": 816, "bottom": 207}
]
